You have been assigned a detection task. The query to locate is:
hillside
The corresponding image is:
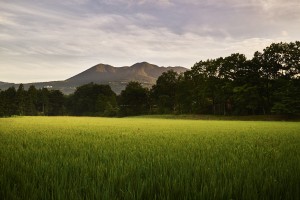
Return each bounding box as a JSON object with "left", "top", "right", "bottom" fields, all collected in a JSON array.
[
  {"left": 0, "top": 62, "right": 187, "bottom": 94},
  {"left": 0, "top": 81, "right": 14, "bottom": 88}
]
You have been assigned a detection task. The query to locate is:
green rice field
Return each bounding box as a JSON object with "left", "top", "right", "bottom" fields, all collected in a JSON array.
[{"left": 0, "top": 117, "right": 299, "bottom": 199}]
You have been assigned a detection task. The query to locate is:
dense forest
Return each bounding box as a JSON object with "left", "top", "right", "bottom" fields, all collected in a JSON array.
[{"left": 0, "top": 41, "right": 299, "bottom": 117}]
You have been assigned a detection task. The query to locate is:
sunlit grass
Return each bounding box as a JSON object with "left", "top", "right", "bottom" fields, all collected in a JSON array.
[{"left": 0, "top": 117, "right": 299, "bottom": 199}]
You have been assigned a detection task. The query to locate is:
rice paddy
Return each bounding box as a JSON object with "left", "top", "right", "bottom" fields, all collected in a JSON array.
[{"left": 0, "top": 116, "right": 299, "bottom": 199}]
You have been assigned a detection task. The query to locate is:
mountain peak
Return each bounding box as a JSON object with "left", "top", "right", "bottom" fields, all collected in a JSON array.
[
  {"left": 91, "top": 64, "right": 114, "bottom": 73},
  {"left": 131, "top": 62, "right": 158, "bottom": 68}
]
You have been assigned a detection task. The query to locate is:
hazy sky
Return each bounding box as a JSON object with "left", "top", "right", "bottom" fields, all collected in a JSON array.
[{"left": 1, "top": 0, "right": 299, "bottom": 83}]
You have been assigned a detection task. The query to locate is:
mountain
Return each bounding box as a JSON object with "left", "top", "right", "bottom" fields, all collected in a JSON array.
[
  {"left": 0, "top": 81, "right": 9, "bottom": 85},
  {"left": 0, "top": 62, "right": 188, "bottom": 94},
  {"left": 0, "top": 81, "right": 14, "bottom": 88}
]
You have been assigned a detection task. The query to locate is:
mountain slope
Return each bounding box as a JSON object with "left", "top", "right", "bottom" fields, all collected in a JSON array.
[
  {"left": 0, "top": 62, "right": 188, "bottom": 94},
  {"left": 0, "top": 81, "right": 14, "bottom": 89},
  {"left": 67, "top": 62, "right": 186, "bottom": 85}
]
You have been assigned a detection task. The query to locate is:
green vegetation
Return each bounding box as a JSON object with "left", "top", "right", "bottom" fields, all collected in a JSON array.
[{"left": 1, "top": 116, "right": 299, "bottom": 199}]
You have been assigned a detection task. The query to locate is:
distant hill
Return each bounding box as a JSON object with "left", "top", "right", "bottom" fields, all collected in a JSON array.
[
  {"left": 0, "top": 62, "right": 188, "bottom": 94},
  {"left": 0, "top": 81, "right": 14, "bottom": 88}
]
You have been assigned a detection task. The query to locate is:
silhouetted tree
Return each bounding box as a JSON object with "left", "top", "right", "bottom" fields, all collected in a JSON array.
[
  {"left": 0, "top": 90, "right": 4, "bottom": 117},
  {"left": 26, "top": 85, "right": 38, "bottom": 115},
  {"left": 70, "top": 83, "right": 117, "bottom": 116},
  {"left": 150, "top": 70, "right": 179, "bottom": 113},
  {"left": 119, "top": 81, "right": 149, "bottom": 116},
  {"left": 37, "top": 88, "right": 49, "bottom": 115},
  {"left": 16, "top": 84, "right": 26, "bottom": 115},
  {"left": 3, "top": 87, "right": 18, "bottom": 116},
  {"left": 48, "top": 90, "right": 65, "bottom": 116}
]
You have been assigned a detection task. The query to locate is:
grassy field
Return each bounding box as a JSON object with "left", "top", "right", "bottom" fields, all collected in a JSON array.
[{"left": 0, "top": 117, "right": 299, "bottom": 199}]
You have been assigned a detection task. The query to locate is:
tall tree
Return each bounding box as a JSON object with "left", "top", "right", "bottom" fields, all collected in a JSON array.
[
  {"left": 255, "top": 41, "right": 300, "bottom": 114},
  {"left": 48, "top": 90, "right": 65, "bottom": 116},
  {"left": 71, "top": 83, "right": 117, "bottom": 116},
  {"left": 2, "top": 87, "right": 18, "bottom": 116},
  {"left": 176, "top": 73, "right": 194, "bottom": 114},
  {"left": 271, "top": 79, "right": 300, "bottom": 114},
  {"left": 0, "top": 90, "right": 4, "bottom": 117},
  {"left": 119, "top": 81, "right": 149, "bottom": 116},
  {"left": 37, "top": 88, "right": 50, "bottom": 115},
  {"left": 25, "top": 85, "right": 38, "bottom": 115},
  {"left": 189, "top": 60, "right": 213, "bottom": 114},
  {"left": 151, "top": 70, "right": 179, "bottom": 113},
  {"left": 16, "top": 84, "right": 26, "bottom": 115}
]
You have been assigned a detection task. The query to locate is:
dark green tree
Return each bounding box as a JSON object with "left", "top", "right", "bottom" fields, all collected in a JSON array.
[
  {"left": 189, "top": 59, "right": 220, "bottom": 114},
  {"left": 176, "top": 73, "right": 194, "bottom": 114},
  {"left": 0, "top": 90, "right": 4, "bottom": 117},
  {"left": 271, "top": 79, "right": 300, "bottom": 114},
  {"left": 150, "top": 70, "right": 179, "bottom": 114},
  {"left": 48, "top": 90, "right": 65, "bottom": 116},
  {"left": 71, "top": 83, "right": 117, "bottom": 116},
  {"left": 255, "top": 41, "right": 300, "bottom": 114},
  {"left": 37, "top": 88, "right": 50, "bottom": 115},
  {"left": 120, "top": 81, "right": 149, "bottom": 116},
  {"left": 16, "top": 84, "right": 26, "bottom": 115},
  {"left": 25, "top": 85, "right": 38, "bottom": 115},
  {"left": 3, "top": 87, "right": 18, "bottom": 116}
]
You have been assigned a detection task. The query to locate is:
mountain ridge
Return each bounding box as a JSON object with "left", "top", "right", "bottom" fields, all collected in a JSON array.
[{"left": 0, "top": 62, "right": 188, "bottom": 94}]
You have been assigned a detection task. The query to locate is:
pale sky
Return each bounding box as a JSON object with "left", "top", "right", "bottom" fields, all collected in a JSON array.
[{"left": 1, "top": 0, "right": 299, "bottom": 83}]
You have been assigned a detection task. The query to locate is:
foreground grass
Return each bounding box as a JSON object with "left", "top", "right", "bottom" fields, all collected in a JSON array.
[{"left": 0, "top": 117, "right": 299, "bottom": 199}]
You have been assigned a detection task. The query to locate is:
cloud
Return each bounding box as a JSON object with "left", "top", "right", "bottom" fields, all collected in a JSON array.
[
  {"left": 0, "top": 0, "right": 299, "bottom": 82},
  {"left": 101, "top": 0, "right": 173, "bottom": 7}
]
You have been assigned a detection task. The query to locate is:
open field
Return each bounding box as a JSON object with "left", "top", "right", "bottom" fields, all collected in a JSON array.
[{"left": 0, "top": 117, "right": 299, "bottom": 199}]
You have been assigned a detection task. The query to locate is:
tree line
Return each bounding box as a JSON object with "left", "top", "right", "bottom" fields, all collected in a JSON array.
[
  {"left": 0, "top": 85, "right": 65, "bottom": 117},
  {"left": 0, "top": 41, "right": 299, "bottom": 117}
]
